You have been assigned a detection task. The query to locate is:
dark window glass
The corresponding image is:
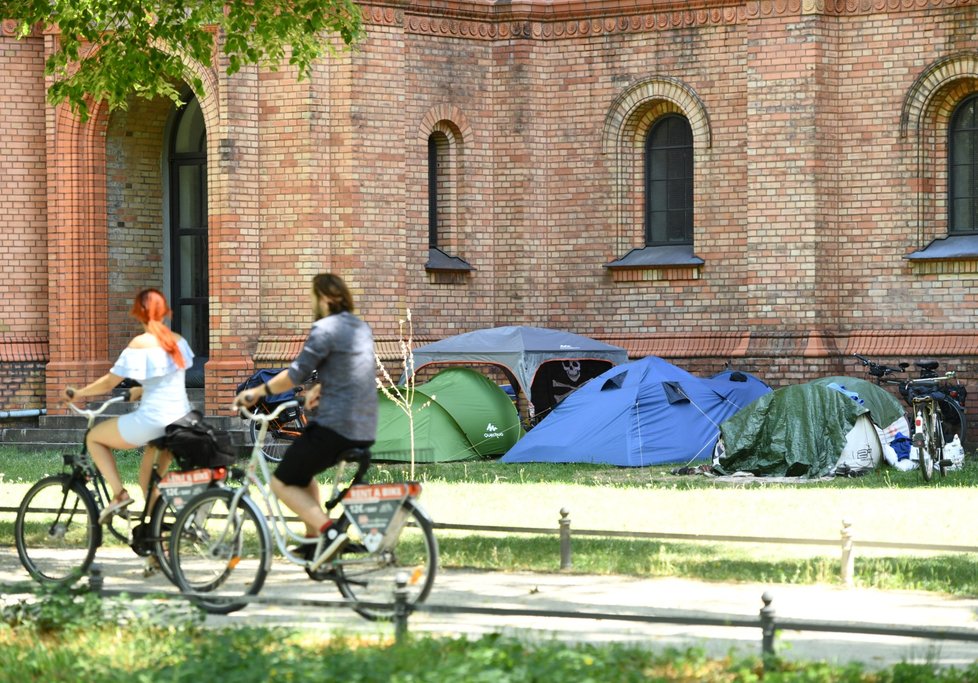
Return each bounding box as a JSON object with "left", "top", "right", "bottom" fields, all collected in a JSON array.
[
  {"left": 645, "top": 115, "right": 693, "bottom": 245},
  {"left": 169, "top": 95, "right": 208, "bottom": 360},
  {"left": 428, "top": 135, "right": 438, "bottom": 248},
  {"left": 950, "top": 96, "right": 978, "bottom": 234},
  {"left": 427, "top": 132, "right": 451, "bottom": 249}
]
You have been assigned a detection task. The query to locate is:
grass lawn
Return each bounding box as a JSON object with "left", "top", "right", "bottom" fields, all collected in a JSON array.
[{"left": 2, "top": 447, "right": 977, "bottom": 594}]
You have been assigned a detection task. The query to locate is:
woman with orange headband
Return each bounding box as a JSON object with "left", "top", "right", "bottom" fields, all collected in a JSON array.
[{"left": 63, "top": 288, "right": 194, "bottom": 523}]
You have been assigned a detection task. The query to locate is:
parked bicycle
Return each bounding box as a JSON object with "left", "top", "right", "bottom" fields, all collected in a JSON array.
[
  {"left": 168, "top": 398, "right": 438, "bottom": 619},
  {"left": 904, "top": 374, "right": 958, "bottom": 481},
  {"left": 14, "top": 392, "right": 229, "bottom": 586},
  {"left": 854, "top": 354, "right": 967, "bottom": 480},
  {"left": 853, "top": 354, "right": 967, "bottom": 446}
]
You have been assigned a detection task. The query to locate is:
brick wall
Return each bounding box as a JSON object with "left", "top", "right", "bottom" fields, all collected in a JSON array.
[
  {"left": 105, "top": 97, "right": 172, "bottom": 354},
  {"left": 0, "top": 27, "right": 48, "bottom": 410},
  {"left": 6, "top": 3, "right": 978, "bottom": 416}
]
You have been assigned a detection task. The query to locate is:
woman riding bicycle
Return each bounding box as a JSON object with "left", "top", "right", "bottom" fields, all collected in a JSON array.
[{"left": 62, "top": 288, "right": 194, "bottom": 523}]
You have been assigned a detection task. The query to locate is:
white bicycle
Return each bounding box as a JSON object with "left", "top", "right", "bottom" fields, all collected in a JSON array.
[{"left": 167, "top": 399, "right": 438, "bottom": 619}]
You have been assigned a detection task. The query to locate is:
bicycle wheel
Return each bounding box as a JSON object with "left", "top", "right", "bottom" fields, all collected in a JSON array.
[
  {"left": 14, "top": 475, "right": 101, "bottom": 585},
  {"left": 934, "top": 412, "right": 949, "bottom": 478},
  {"left": 250, "top": 412, "right": 304, "bottom": 463},
  {"left": 938, "top": 398, "right": 966, "bottom": 448},
  {"left": 333, "top": 500, "right": 438, "bottom": 621},
  {"left": 148, "top": 494, "right": 181, "bottom": 584},
  {"left": 169, "top": 488, "right": 271, "bottom": 614},
  {"left": 915, "top": 410, "right": 935, "bottom": 482}
]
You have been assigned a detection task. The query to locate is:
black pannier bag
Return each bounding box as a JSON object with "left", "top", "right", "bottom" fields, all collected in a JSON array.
[
  {"left": 157, "top": 410, "right": 235, "bottom": 470},
  {"left": 235, "top": 368, "right": 302, "bottom": 423}
]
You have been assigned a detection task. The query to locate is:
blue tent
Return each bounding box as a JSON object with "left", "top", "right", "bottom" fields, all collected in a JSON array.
[{"left": 501, "top": 357, "right": 771, "bottom": 466}]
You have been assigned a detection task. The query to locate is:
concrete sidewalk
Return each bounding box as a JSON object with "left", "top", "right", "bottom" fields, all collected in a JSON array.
[{"left": 2, "top": 547, "right": 977, "bottom": 670}]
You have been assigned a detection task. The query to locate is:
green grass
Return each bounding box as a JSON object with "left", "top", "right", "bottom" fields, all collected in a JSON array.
[
  {"left": 368, "top": 457, "right": 978, "bottom": 489},
  {"left": 1, "top": 617, "right": 976, "bottom": 682},
  {"left": 4, "top": 446, "right": 978, "bottom": 489},
  {"left": 437, "top": 534, "right": 978, "bottom": 596}
]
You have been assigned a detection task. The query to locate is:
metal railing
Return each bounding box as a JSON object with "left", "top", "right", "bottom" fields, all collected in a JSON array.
[{"left": 433, "top": 509, "right": 978, "bottom": 585}]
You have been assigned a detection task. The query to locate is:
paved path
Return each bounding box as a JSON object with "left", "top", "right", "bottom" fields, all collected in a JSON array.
[{"left": 2, "top": 547, "right": 977, "bottom": 670}]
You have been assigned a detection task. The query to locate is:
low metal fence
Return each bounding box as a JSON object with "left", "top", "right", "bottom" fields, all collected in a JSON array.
[{"left": 433, "top": 509, "right": 978, "bottom": 586}]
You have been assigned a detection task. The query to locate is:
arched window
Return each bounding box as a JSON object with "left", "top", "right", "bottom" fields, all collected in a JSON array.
[
  {"left": 428, "top": 132, "right": 450, "bottom": 248},
  {"left": 644, "top": 115, "right": 693, "bottom": 246},
  {"left": 949, "top": 95, "right": 978, "bottom": 235},
  {"left": 167, "top": 95, "right": 208, "bottom": 385}
]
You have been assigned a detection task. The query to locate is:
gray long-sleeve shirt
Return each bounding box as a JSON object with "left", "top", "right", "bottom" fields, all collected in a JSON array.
[{"left": 287, "top": 311, "right": 378, "bottom": 442}]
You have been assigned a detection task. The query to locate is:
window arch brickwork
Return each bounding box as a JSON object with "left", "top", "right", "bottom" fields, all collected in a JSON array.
[
  {"left": 418, "top": 106, "right": 473, "bottom": 280},
  {"left": 602, "top": 78, "right": 710, "bottom": 276},
  {"left": 901, "top": 53, "right": 978, "bottom": 264}
]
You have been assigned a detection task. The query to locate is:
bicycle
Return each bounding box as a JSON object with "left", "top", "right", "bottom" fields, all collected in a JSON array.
[
  {"left": 14, "top": 392, "right": 229, "bottom": 586},
  {"left": 853, "top": 354, "right": 967, "bottom": 447},
  {"left": 237, "top": 369, "right": 316, "bottom": 463},
  {"left": 167, "top": 398, "right": 438, "bottom": 619},
  {"left": 905, "top": 374, "right": 957, "bottom": 481}
]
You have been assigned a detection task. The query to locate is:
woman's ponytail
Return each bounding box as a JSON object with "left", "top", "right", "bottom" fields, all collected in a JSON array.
[{"left": 130, "top": 289, "right": 186, "bottom": 369}]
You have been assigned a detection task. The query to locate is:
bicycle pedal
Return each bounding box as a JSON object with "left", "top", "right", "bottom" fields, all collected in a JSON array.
[{"left": 142, "top": 556, "right": 160, "bottom": 578}]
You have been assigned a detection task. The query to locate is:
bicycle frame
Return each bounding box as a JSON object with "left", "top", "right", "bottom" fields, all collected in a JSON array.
[
  {"left": 231, "top": 400, "right": 372, "bottom": 566},
  {"left": 69, "top": 394, "right": 226, "bottom": 565},
  {"left": 66, "top": 395, "right": 131, "bottom": 533},
  {"left": 169, "top": 398, "right": 438, "bottom": 619},
  {"left": 906, "top": 373, "right": 954, "bottom": 480}
]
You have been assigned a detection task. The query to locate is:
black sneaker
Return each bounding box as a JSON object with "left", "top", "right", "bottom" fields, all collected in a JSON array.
[
  {"left": 310, "top": 526, "right": 348, "bottom": 568},
  {"left": 290, "top": 539, "right": 317, "bottom": 561}
]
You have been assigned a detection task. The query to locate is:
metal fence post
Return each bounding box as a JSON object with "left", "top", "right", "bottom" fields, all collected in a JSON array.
[
  {"left": 840, "top": 519, "right": 854, "bottom": 588},
  {"left": 760, "top": 591, "right": 776, "bottom": 662},
  {"left": 559, "top": 507, "right": 572, "bottom": 570},
  {"left": 88, "top": 564, "right": 104, "bottom": 595},
  {"left": 393, "top": 572, "right": 410, "bottom": 644}
]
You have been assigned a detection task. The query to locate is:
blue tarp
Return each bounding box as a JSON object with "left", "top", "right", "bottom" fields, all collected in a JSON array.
[{"left": 501, "top": 357, "right": 771, "bottom": 467}]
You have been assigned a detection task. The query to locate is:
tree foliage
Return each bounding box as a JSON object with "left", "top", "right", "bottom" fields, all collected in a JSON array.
[{"left": 4, "top": 0, "right": 364, "bottom": 120}]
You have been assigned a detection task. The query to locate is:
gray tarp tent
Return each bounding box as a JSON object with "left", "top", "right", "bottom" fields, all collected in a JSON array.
[{"left": 407, "top": 326, "right": 629, "bottom": 420}]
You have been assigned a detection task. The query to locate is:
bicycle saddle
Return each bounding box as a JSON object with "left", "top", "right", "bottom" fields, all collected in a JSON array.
[{"left": 915, "top": 360, "right": 940, "bottom": 372}]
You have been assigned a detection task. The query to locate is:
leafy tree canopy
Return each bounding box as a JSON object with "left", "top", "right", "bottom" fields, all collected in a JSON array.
[{"left": 4, "top": 0, "right": 364, "bottom": 120}]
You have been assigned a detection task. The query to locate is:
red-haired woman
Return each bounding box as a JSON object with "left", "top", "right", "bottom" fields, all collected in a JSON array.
[{"left": 63, "top": 289, "right": 194, "bottom": 523}]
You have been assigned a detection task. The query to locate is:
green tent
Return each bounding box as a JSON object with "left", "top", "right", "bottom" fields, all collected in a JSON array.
[
  {"left": 716, "top": 382, "right": 870, "bottom": 478},
  {"left": 809, "top": 376, "right": 905, "bottom": 429},
  {"left": 373, "top": 368, "right": 523, "bottom": 462}
]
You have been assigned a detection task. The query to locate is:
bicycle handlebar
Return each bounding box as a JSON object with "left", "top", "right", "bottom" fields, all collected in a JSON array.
[
  {"left": 65, "top": 392, "right": 130, "bottom": 420},
  {"left": 233, "top": 396, "right": 305, "bottom": 422},
  {"left": 852, "top": 354, "right": 904, "bottom": 377}
]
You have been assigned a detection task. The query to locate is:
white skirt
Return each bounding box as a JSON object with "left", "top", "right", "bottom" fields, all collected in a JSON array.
[{"left": 117, "top": 409, "right": 169, "bottom": 446}]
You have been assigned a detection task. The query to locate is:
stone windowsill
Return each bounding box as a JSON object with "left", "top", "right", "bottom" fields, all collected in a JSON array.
[
  {"left": 426, "top": 247, "right": 473, "bottom": 284},
  {"left": 905, "top": 234, "right": 978, "bottom": 275},
  {"left": 604, "top": 245, "right": 704, "bottom": 282}
]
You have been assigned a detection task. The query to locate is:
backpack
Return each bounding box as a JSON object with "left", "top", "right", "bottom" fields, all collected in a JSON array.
[{"left": 159, "top": 410, "right": 236, "bottom": 470}]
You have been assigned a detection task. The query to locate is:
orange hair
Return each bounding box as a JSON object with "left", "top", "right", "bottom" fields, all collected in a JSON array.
[{"left": 130, "top": 289, "right": 186, "bottom": 369}]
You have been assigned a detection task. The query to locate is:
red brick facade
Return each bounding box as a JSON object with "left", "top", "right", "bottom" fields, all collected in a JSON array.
[{"left": 3, "top": 3, "right": 978, "bottom": 419}]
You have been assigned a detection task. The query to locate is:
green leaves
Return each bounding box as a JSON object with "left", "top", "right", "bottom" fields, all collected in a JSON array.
[{"left": 4, "top": 0, "right": 364, "bottom": 120}]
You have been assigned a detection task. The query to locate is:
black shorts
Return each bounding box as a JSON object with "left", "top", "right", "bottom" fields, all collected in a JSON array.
[{"left": 274, "top": 423, "right": 373, "bottom": 487}]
